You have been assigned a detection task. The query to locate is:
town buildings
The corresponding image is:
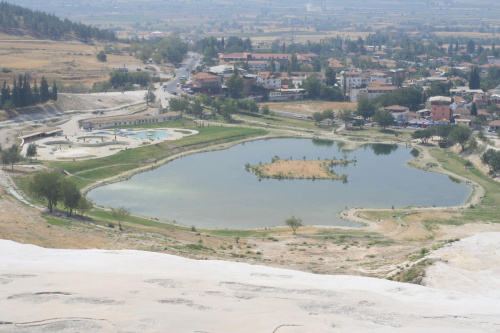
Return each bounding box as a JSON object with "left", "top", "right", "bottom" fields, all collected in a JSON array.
[{"left": 429, "top": 96, "right": 452, "bottom": 122}]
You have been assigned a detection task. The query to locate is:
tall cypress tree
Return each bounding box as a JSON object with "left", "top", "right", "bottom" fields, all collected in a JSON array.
[
  {"left": 11, "top": 78, "right": 21, "bottom": 107},
  {"left": 1, "top": 81, "right": 10, "bottom": 106},
  {"left": 469, "top": 66, "right": 480, "bottom": 90},
  {"left": 51, "top": 81, "right": 58, "bottom": 101},
  {"left": 22, "top": 75, "right": 32, "bottom": 107},
  {"left": 40, "top": 77, "right": 50, "bottom": 103},
  {"left": 471, "top": 102, "right": 478, "bottom": 117},
  {"left": 33, "top": 79, "right": 40, "bottom": 104}
]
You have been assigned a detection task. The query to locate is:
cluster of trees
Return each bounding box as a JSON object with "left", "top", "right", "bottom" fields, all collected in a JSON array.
[
  {"left": 371, "top": 87, "right": 423, "bottom": 111},
  {"left": 29, "top": 171, "right": 93, "bottom": 216},
  {"left": 299, "top": 75, "right": 344, "bottom": 101},
  {"left": 108, "top": 70, "right": 151, "bottom": 89},
  {"left": 225, "top": 71, "right": 244, "bottom": 99},
  {"left": 424, "top": 82, "right": 453, "bottom": 98},
  {"left": 355, "top": 87, "right": 424, "bottom": 126},
  {"left": 1, "top": 143, "right": 38, "bottom": 170},
  {"left": 196, "top": 36, "right": 252, "bottom": 65},
  {"left": 1, "top": 75, "right": 57, "bottom": 110},
  {"left": 481, "top": 67, "right": 500, "bottom": 91},
  {"left": 372, "top": 110, "right": 396, "bottom": 130},
  {"left": 128, "top": 35, "right": 188, "bottom": 65},
  {"left": 481, "top": 149, "right": 500, "bottom": 173},
  {"left": 0, "top": 2, "right": 116, "bottom": 41},
  {"left": 312, "top": 109, "right": 335, "bottom": 123},
  {"left": 411, "top": 124, "right": 472, "bottom": 151},
  {"left": 1, "top": 144, "right": 21, "bottom": 170},
  {"left": 169, "top": 94, "right": 263, "bottom": 121},
  {"left": 469, "top": 67, "right": 481, "bottom": 90}
]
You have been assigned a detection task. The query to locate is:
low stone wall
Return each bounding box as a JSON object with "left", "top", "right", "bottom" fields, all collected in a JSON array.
[
  {"left": 77, "top": 141, "right": 128, "bottom": 147},
  {"left": 44, "top": 140, "right": 129, "bottom": 147},
  {"left": 44, "top": 140, "right": 71, "bottom": 145}
]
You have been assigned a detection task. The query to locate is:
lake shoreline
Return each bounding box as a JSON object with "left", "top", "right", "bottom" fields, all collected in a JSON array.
[{"left": 86, "top": 131, "right": 479, "bottom": 231}]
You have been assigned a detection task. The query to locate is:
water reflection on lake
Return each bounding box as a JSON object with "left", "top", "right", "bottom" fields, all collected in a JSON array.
[{"left": 88, "top": 139, "right": 472, "bottom": 229}]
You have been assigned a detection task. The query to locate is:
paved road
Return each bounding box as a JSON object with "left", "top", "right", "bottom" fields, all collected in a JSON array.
[{"left": 157, "top": 52, "right": 200, "bottom": 108}]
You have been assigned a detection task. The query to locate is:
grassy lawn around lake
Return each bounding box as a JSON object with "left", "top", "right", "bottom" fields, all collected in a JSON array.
[
  {"left": 43, "top": 215, "right": 71, "bottom": 227},
  {"left": 42, "top": 125, "right": 267, "bottom": 187},
  {"left": 429, "top": 149, "right": 500, "bottom": 224},
  {"left": 235, "top": 112, "right": 328, "bottom": 131},
  {"left": 360, "top": 148, "right": 500, "bottom": 229},
  {"left": 87, "top": 210, "right": 190, "bottom": 231}
]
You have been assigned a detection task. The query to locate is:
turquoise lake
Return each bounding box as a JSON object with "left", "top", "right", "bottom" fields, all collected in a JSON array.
[{"left": 88, "top": 138, "right": 472, "bottom": 229}]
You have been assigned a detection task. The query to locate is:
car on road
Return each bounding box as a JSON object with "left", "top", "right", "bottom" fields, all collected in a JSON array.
[{"left": 170, "top": 91, "right": 177, "bottom": 95}]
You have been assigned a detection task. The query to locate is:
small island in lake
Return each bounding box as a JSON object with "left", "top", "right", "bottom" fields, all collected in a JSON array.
[{"left": 245, "top": 156, "right": 356, "bottom": 181}]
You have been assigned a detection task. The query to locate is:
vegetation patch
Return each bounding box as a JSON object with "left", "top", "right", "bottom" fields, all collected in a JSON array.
[
  {"left": 245, "top": 156, "right": 355, "bottom": 181},
  {"left": 185, "top": 244, "right": 214, "bottom": 252},
  {"left": 43, "top": 215, "right": 71, "bottom": 227}
]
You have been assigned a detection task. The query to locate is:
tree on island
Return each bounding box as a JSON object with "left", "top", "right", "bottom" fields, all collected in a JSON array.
[
  {"left": 285, "top": 216, "right": 303, "bottom": 235},
  {"left": 111, "top": 206, "right": 130, "bottom": 231}
]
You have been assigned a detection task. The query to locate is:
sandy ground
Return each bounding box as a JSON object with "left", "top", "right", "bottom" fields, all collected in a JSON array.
[
  {"left": 251, "top": 159, "right": 349, "bottom": 179},
  {"left": 261, "top": 101, "right": 357, "bottom": 115},
  {"left": 1, "top": 237, "right": 499, "bottom": 333},
  {"left": 21, "top": 127, "right": 198, "bottom": 161}
]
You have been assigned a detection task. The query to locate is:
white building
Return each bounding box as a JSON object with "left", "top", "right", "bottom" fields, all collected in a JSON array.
[
  {"left": 340, "top": 71, "right": 363, "bottom": 88},
  {"left": 257, "top": 72, "right": 282, "bottom": 88},
  {"left": 268, "top": 89, "right": 307, "bottom": 102}
]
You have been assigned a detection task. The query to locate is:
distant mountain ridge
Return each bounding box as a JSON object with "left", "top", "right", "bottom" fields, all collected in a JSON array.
[{"left": 0, "top": 1, "right": 116, "bottom": 41}]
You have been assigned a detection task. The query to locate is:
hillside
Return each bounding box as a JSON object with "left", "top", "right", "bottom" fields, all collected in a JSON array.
[{"left": 0, "top": 1, "right": 116, "bottom": 41}]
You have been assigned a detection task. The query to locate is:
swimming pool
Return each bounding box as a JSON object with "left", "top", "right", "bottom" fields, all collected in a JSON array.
[{"left": 134, "top": 131, "right": 171, "bottom": 139}]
